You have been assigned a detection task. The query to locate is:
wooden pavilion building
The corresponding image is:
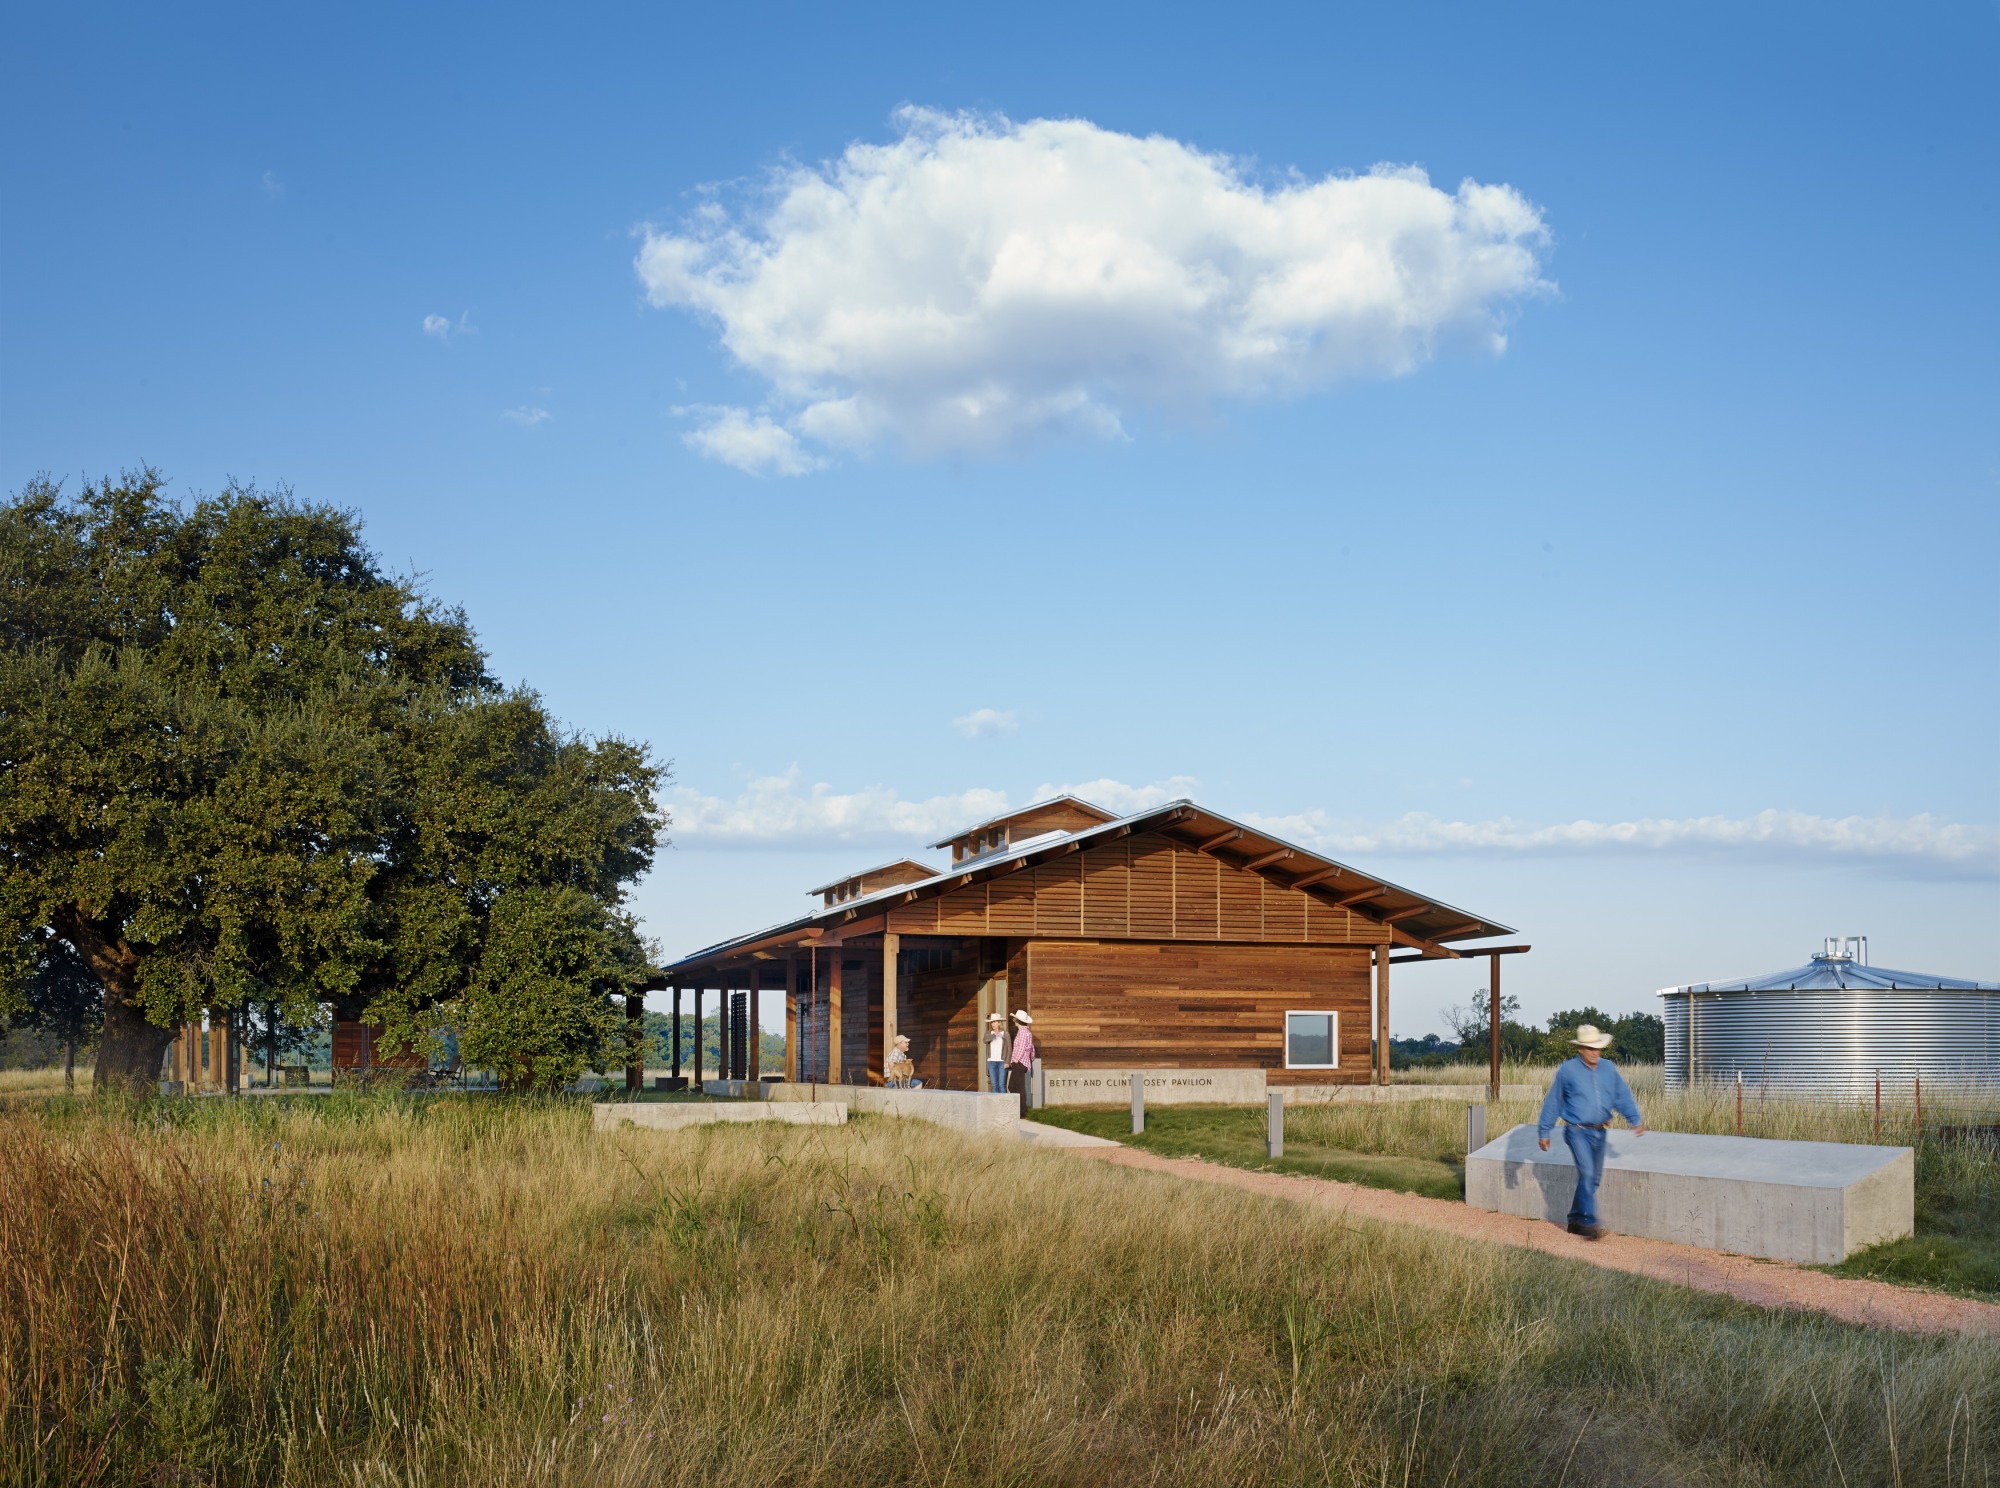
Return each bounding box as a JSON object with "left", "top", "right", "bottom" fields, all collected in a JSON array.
[{"left": 654, "top": 795, "right": 1524, "bottom": 1094}]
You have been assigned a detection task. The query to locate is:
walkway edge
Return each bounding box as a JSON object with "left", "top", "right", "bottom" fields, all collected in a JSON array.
[{"left": 1067, "top": 1145, "right": 2000, "bottom": 1339}]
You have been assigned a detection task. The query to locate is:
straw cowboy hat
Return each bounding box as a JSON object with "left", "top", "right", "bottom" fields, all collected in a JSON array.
[
  {"left": 1012, "top": 1009, "right": 1034, "bottom": 1024},
  {"left": 985, "top": 1011, "right": 1006, "bottom": 1023},
  {"left": 1572, "top": 1024, "right": 1613, "bottom": 1050},
  {"left": 893, "top": 1033, "right": 911, "bottom": 1047}
]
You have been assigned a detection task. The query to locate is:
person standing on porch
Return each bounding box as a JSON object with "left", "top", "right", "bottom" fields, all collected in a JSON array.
[
  {"left": 985, "top": 1012, "right": 1009, "bottom": 1094},
  {"left": 1537, "top": 1024, "right": 1645, "bottom": 1240},
  {"left": 1008, "top": 1010, "right": 1036, "bottom": 1087}
]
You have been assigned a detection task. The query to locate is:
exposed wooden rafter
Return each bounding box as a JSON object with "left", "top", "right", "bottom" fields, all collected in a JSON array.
[
  {"left": 1197, "top": 827, "right": 1243, "bottom": 853},
  {"left": 1333, "top": 885, "right": 1389, "bottom": 908},
  {"left": 1288, "top": 865, "right": 1342, "bottom": 890},
  {"left": 1241, "top": 847, "right": 1294, "bottom": 873}
]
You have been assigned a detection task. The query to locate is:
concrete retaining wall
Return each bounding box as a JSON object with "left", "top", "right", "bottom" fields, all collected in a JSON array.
[
  {"left": 1465, "top": 1123, "right": 1913, "bottom": 1263},
  {"left": 1045, "top": 1068, "right": 1266, "bottom": 1106},
  {"left": 697, "top": 1081, "right": 1021, "bottom": 1137},
  {"left": 593, "top": 1101, "right": 846, "bottom": 1132}
]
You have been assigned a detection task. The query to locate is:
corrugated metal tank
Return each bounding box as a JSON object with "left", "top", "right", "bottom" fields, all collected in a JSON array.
[{"left": 1661, "top": 940, "right": 2000, "bottom": 1096}]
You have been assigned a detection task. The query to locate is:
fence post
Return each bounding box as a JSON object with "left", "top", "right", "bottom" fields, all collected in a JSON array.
[
  {"left": 1874, "top": 1068, "right": 1881, "bottom": 1142},
  {"left": 1131, "top": 1071, "right": 1145, "bottom": 1135},
  {"left": 1915, "top": 1075, "right": 1922, "bottom": 1144},
  {"left": 1735, "top": 1071, "right": 1743, "bottom": 1136},
  {"left": 1466, "top": 1103, "right": 1486, "bottom": 1156},
  {"left": 1267, "top": 1090, "right": 1285, "bottom": 1159}
]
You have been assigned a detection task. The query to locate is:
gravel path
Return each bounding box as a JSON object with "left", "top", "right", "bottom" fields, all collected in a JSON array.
[{"left": 1070, "top": 1145, "right": 2000, "bottom": 1338}]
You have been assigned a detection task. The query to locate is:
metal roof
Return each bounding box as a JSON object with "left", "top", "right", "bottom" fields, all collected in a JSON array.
[
  {"left": 663, "top": 796, "right": 1515, "bottom": 976},
  {"left": 803, "top": 858, "right": 939, "bottom": 897},
  {"left": 926, "top": 794, "right": 1117, "bottom": 850},
  {"left": 1662, "top": 953, "right": 2000, "bottom": 996}
]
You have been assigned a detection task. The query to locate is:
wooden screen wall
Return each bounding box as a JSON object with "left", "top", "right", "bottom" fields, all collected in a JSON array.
[
  {"left": 886, "top": 832, "right": 1390, "bottom": 945},
  {"left": 1021, "top": 940, "right": 1374, "bottom": 1085},
  {"left": 903, "top": 945, "right": 985, "bottom": 1089}
]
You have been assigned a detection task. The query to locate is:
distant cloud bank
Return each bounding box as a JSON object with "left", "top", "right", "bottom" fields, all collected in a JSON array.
[
  {"left": 639, "top": 108, "right": 1552, "bottom": 474},
  {"left": 665, "top": 772, "right": 1997, "bottom": 876},
  {"left": 952, "top": 708, "right": 1019, "bottom": 739}
]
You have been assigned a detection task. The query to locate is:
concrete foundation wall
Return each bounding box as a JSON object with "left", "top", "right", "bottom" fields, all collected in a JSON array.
[
  {"left": 700, "top": 1080, "right": 1021, "bottom": 1137},
  {"left": 593, "top": 1101, "right": 847, "bottom": 1132},
  {"left": 1044, "top": 1068, "right": 1266, "bottom": 1106},
  {"left": 1465, "top": 1124, "right": 1913, "bottom": 1264}
]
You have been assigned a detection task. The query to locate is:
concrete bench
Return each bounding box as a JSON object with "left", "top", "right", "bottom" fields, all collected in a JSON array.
[
  {"left": 1465, "top": 1123, "right": 1913, "bottom": 1263},
  {"left": 592, "top": 1101, "right": 846, "bottom": 1132}
]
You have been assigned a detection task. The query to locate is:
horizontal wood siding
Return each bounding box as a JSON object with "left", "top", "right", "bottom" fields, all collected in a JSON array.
[
  {"left": 1023, "top": 940, "right": 1374, "bottom": 1085},
  {"left": 879, "top": 831, "right": 1386, "bottom": 946}
]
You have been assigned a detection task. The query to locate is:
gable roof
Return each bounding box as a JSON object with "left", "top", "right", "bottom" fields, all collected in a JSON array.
[
  {"left": 930, "top": 795, "right": 1119, "bottom": 854},
  {"left": 804, "top": 858, "right": 940, "bottom": 898},
  {"left": 664, "top": 797, "right": 1514, "bottom": 977}
]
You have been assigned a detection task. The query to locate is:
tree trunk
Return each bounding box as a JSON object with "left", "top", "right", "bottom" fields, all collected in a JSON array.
[
  {"left": 63, "top": 1039, "right": 75, "bottom": 1094},
  {"left": 55, "top": 910, "right": 175, "bottom": 1096}
]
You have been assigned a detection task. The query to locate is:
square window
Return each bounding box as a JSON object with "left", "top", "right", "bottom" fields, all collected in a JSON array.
[{"left": 1285, "top": 1011, "right": 1339, "bottom": 1069}]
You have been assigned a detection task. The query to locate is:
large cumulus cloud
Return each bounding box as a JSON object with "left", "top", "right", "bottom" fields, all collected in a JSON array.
[{"left": 639, "top": 109, "right": 1553, "bottom": 474}]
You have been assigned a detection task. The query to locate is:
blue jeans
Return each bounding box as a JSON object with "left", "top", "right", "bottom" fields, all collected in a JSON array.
[
  {"left": 1564, "top": 1124, "right": 1608, "bottom": 1227},
  {"left": 987, "top": 1060, "right": 1008, "bottom": 1094}
]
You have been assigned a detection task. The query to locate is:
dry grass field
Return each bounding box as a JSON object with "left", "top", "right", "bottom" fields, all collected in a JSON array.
[{"left": 3, "top": 1093, "right": 1998, "bottom": 1487}]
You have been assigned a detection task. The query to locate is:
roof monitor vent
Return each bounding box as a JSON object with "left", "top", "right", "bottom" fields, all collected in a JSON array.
[{"left": 1816, "top": 935, "right": 1867, "bottom": 965}]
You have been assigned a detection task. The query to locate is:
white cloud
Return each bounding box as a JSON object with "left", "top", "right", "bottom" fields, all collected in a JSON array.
[
  {"left": 1240, "top": 807, "right": 2000, "bottom": 877},
  {"left": 667, "top": 769, "right": 1999, "bottom": 877},
  {"left": 259, "top": 170, "right": 285, "bottom": 201},
  {"left": 669, "top": 769, "right": 1007, "bottom": 847},
  {"left": 953, "top": 708, "right": 1018, "bottom": 739},
  {"left": 1034, "top": 776, "right": 1200, "bottom": 815},
  {"left": 503, "top": 405, "right": 551, "bottom": 427},
  {"left": 677, "top": 405, "right": 826, "bottom": 476},
  {"left": 638, "top": 108, "right": 1551, "bottom": 469},
  {"left": 423, "top": 311, "right": 476, "bottom": 344}
]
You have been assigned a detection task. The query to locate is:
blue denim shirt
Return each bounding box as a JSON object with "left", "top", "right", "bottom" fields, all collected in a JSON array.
[{"left": 1536, "top": 1056, "right": 1642, "bottom": 1141}]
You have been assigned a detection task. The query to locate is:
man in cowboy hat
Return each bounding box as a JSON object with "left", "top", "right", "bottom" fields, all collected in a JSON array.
[
  {"left": 1536, "top": 1024, "right": 1645, "bottom": 1239},
  {"left": 885, "top": 1033, "right": 916, "bottom": 1088}
]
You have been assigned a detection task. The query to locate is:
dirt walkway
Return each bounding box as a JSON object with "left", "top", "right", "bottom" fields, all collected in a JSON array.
[{"left": 1070, "top": 1145, "right": 2000, "bottom": 1339}]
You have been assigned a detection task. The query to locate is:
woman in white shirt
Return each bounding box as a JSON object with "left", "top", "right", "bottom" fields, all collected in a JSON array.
[{"left": 985, "top": 1012, "right": 1009, "bottom": 1093}]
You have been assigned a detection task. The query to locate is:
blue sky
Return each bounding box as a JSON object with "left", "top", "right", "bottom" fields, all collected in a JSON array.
[{"left": 6, "top": 2, "right": 1996, "bottom": 1037}]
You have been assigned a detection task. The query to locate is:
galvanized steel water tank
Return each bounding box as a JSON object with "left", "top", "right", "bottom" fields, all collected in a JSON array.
[{"left": 1661, "top": 938, "right": 2000, "bottom": 1095}]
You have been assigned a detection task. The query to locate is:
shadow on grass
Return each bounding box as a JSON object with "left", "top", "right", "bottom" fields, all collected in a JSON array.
[{"left": 1029, "top": 1104, "right": 1464, "bottom": 1200}]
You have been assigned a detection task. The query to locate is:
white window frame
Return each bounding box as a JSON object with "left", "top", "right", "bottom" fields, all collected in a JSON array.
[{"left": 1284, "top": 1009, "right": 1341, "bottom": 1070}]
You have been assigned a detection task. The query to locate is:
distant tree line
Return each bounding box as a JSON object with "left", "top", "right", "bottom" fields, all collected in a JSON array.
[
  {"left": 0, "top": 472, "right": 666, "bottom": 1093},
  {"left": 1391, "top": 992, "right": 1665, "bottom": 1068}
]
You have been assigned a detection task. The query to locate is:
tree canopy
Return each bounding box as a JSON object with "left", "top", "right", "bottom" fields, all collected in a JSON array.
[{"left": 0, "top": 472, "right": 665, "bottom": 1091}]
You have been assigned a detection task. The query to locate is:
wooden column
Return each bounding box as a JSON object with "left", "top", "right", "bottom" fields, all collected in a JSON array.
[
  {"left": 1374, "top": 948, "right": 1390, "bottom": 1086},
  {"left": 671, "top": 985, "right": 682, "bottom": 1081},
  {"left": 785, "top": 958, "right": 799, "bottom": 1082},
  {"left": 828, "top": 955, "right": 844, "bottom": 1084},
  {"left": 748, "top": 968, "right": 762, "bottom": 1082},
  {"left": 209, "top": 1014, "right": 226, "bottom": 1093},
  {"left": 718, "top": 977, "right": 733, "bottom": 1082},
  {"left": 881, "top": 933, "right": 900, "bottom": 1085},
  {"left": 1487, "top": 951, "right": 1503, "bottom": 1105},
  {"left": 692, "top": 987, "right": 704, "bottom": 1090},
  {"left": 625, "top": 990, "right": 644, "bottom": 1093}
]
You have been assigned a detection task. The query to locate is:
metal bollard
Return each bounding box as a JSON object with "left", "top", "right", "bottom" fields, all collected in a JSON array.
[
  {"left": 1267, "top": 1090, "right": 1285, "bottom": 1159},
  {"left": 1131, "top": 1070, "right": 1145, "bottom": 1135},
  {"left": 1466, "top": 1103, "right": 1486, "bottom": 1156}
]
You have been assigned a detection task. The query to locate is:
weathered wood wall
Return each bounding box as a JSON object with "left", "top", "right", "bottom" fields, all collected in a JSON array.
[
  {"left": 1021, "top": 940, "right": 1374, "bottom": 1085},
  {"left": 886, "top": 833, "right": 1390, "bottom": 945}
]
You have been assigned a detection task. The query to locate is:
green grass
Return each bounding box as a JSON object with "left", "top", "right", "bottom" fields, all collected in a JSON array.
[
  {"left": 5, "top": 1093, "right": 2000, "bottom": 1486},
  {"left": 1030, "top": 1104, "right": 1466, "bottom": 1199},
  {"left": 1831, "top": 1137, "right": 2000, "bottom": 1300}
]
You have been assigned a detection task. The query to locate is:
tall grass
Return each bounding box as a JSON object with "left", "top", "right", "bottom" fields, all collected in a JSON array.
[{"left": 1, "top": 1094, "right": 1996, "bottom": 1486}]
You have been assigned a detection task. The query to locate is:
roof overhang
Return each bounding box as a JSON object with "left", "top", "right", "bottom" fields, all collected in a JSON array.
[{"left": 662, "top": 798, "right": 1516, "bottom": 979}]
